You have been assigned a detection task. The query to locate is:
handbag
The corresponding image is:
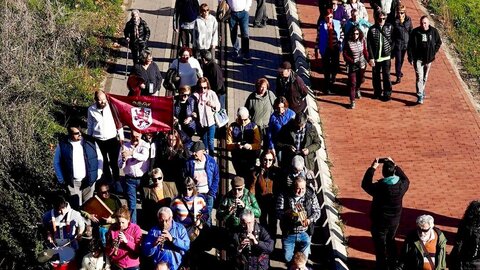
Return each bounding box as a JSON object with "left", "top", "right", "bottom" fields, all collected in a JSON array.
[
  {"left": 163, "top": 59, "right": 181, "bottom": 92},
  {"left": 214, "top": 108, "right": 229, "bottom": 128},
  {"left": 216, "top": 0, "right": 230, "bottom": 22}
]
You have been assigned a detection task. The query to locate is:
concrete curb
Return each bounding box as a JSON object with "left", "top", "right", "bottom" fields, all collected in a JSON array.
[{"left": 284, "top": 0, "right": 349, "bottom": 269}]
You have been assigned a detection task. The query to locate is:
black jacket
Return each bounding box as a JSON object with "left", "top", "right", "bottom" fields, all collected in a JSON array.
[
  {"left": 173, "top": 0, "right": 200, "bottom": 29},
  {"left": 231, "top": 222, "right": 274, "bottom": 270},
  {"left": 367, "top": 23, "right": 394, "bottom": 61},
  {"left": 408, "top": 26, "right": 442, "bottom": 64},
  {"left": 275, "top": 72, "right": 308, "bottom": 114},
  {"left": 124, "top": 18, "right": 150, "bottom": 47},
  {"left": 203, "top": 60, "right": 225, "bottom": 95},
  {"left": 361, "top": 166, "right": 409, "bottom": 227},
  {"left": 370, "top": 0, "right": 399, "bottom": 24},
  {"left": 392, "top": 16, "right": 413, "bottom": 51},
  {"left": 132, "top": 62, "right": 163, "bottom": 95}
]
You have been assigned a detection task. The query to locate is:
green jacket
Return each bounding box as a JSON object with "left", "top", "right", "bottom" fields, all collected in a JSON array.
[
  {"left": 396, "top": 227, "right": 447, "bottom": 270},
  {"left": 216, "top": 188, "right": 261, "bottom": 229}
]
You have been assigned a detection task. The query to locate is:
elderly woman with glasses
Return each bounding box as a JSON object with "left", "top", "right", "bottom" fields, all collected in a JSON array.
[
  {"left": 249, "top": 149, "right": 282, "bottom": 237},
  {"left": 396, "top": 214, "right": 447, "bottom": 270},
  {"left": 343, "top": 26, "right": 368, "bottom": 109},
  {"left": 174, "top": 85, "right": 197, "bottom": 137},
  {"left": 132, "top": 51, "right": 163, "bottom": 96}
]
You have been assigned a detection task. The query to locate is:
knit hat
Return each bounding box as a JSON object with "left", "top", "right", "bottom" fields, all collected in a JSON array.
[
  {"left": 292, "top": 155, "right": 305, "bottom": 171},
  {"left": 281, "top": 61, "right": 292, "bottom": 70},
  {"left": 232, "top": 176, "right": 245, "bottom": 187},
  {"left": 190, "top": 141, "right": 206, "bottom": 152},
  {"left": 237, "top": 107, "right": 249, "bottom": 120}
]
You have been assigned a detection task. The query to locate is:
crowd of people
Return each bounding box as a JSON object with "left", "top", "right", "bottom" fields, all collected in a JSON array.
[
  {"left": 39, "top": 0, "right": 480, "bottom": 270},
  {"left": 316, "top": 0, "right": 442, "bottom": 108}
]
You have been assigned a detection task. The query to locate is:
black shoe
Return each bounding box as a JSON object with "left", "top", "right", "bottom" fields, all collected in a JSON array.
[
  {"left": 372, "top": 94, "right": 381, "bottom": 99},
  {"left": 382, "top": 95, "right": 392, "bottom": 101},
  {"left": 253, "top": 23, "right": 265, "bottom": 28},
  {"left": 324, "top": 89, "right": 333, "bottom": 95},
  {"left": 393, "top": 77, "right": 401, "bottom": 84}
]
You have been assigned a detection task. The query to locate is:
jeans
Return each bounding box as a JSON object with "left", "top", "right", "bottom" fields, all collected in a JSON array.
[
  {"left": 218, "top": 94, "right": 226, "bottom": 110},
  {"left": 372, "top": 59, "right": 392, "bottom": 97},
  {"left": 254, "top": 0, "right": 267, "bottom": 24},
  {"left": 124, "top": 176, "right": 142, "bottom": 224},
  {"left": 371, "top": 223, "right": 399, "bottom": 270},
  {"left": 229, "top": 10, "right": 250, "bottom": 57},
  {"left": 282, "top": 231, "right": 311, "bottom": 263},
  {"left": 198, "top": 125, "right": 216, "bottom": 156},
  {"left": 393, "top": 49, "right": 407, "bottom": 78},
  {"left": 414, "top": 60, "right": 432, "bottom": 98},
  {"left": 203, "top": 194, "right": 214, "bottom": 226},
  {"left": 322, "top": 47, "right": 340, "bottom": 91}
]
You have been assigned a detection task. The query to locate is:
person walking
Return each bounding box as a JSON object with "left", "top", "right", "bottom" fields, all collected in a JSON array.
[
  {"left": 124, "top": 10, "right": 150, "bottom": 65},
  {"left": 343, "top": 26, "right": 368, "bottom": 109},
  {"left": 407, "top": 15, "right": 442, "bottom": 105},
  {"left": 450, "top": 200, "right": 480, "bottom": 270},
  {"left": 361, "top": 157, "right": 410, "bottom": 270},
  {"left": 227, "top": 0, "right": 252, "bottom": 61},
  {"left": 193, "top": 3, "right": 218, "bottom": 58},
  {"left": 132, "top": 51, "right": 163, "bottom": 96},
  {"left": 367, "top": 11, "right": 394, "bottom": 101},
  {"left": 391, "top": 5, "right": 412, "bottom": 85},
  {"left": 174, "top": 0, "right": 200, "bottom": 48}
]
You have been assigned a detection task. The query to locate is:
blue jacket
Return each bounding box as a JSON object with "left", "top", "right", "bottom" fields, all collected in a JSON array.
[
  {"left": 58, "top": 136, "right": 98, "bottom": 187},
  {"left": 184, "top": 154, "right": 220, "bottom": 198},
  {"left": 174, "top": 96, "right": 197, "bottom": 131},
  {"left": 317, "top": 19, "right": 343, "bottom": 56},
  {"left": 142, "top": 221, "right": 190, "bottom": 270},
  {"left": 267, "top": 108, "right": 296, "bottom": 149}
]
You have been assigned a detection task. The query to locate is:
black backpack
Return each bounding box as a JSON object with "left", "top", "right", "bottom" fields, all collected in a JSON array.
[{"left": 163, "top": 60, "right": 181, "bottom": 92}]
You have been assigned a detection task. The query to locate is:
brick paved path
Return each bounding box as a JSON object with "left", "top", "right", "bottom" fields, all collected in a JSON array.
[{"left": 296, "top": 0, "right": 480, "bottom": 268}]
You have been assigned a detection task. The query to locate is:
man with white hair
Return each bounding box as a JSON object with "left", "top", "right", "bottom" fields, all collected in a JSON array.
[
  {"left": 285, "top": 155, "right": 318, "bottom": 192},
  {"left": 226, "top": 107, "right": 262, "bottom": 179},
  {"left": 143, "top": 207, "right": 190, "bottom": 270},
  {"left": 396, "top": 214, "right": 447, "bottom": 270},
  {"left": 124, "top": 9, "right": 151, "bottom": 64}
]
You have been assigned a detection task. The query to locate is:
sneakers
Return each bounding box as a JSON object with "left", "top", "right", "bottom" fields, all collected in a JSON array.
[
  {"left": 417, "top": 96, "right": 424, "bottom": 104},
  {"left": 355, "top": 90, "right": 362, "bottom": 99},
  {"left": 253, "top": 23, "right": 265, "bottom": 28},
  {"left": 350, "top": 101, "right": 356, "bottom": 109}
]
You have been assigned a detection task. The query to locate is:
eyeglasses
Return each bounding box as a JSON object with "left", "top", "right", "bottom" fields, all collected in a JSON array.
[
  {"left": 418, "top": 227, "right": 430, "bottom": 233},
  {"left": 71, "top": 132, "right": 81, "bottom": 135},
  {"left": 380, "top": 17, "right": 386, "bottom": 21},
  {"left": 399, "top": 12, "right": 405, "bottom": 14},
  {"left": 180, "top": 94, "right": 189, "bottom": 97},
  {"left": 234, "top": 187, "right": 244, "bottom": 191},
  {"left": 201, "top": 86, "right": 208, "bottom": 89},
  {"left": 99, "top": 190, "right": 109, "bottom": 194},
  {"left": 354, "top": 32, "right": 360, "bottom": 35},
  {"left": 186, "top": 187, "right": 194, "bottom": 191},
  {"left": 152, "top": 177, "right": 163, "bottom": 181},
  {"left": 201, "top": 9, "right": 209, "bottom": 12},
  {"left": 264, "top": 158, "right": 274, "bottom": 162}
]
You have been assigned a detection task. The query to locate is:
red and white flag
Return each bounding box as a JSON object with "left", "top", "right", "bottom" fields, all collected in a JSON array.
[{"left": 106, "top": 93, "right": 174, "bottom": 133}]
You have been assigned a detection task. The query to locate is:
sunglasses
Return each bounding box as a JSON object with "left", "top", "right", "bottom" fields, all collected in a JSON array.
[
  {"left": 201, "top": 9, "right": 209, "bottom": 12},
  {"left": 99, "top": 190, "right": 109, "bottom": 194},
  {"left": 399, "top": 12, "right": 405, "bottom": 14},
  {"left": 71, "top": 132, "right": 81, "bottom": 135},
  {"left": 234, "top": 187, "right": 244, "bottom": 191},
  {"left": 264, "top": 158, "right": 274, "bottom": 162},
  {"left": 201, "top": 86, "right": 208, "bottom": 89},
  {"left": 180, "top": 94, "right": 189, "bottom": 97},
  {"left": 186, "top": 187, "right": 194, "bottom": 191},
  {"left": 380, "top": 17, "right": 386, "bottom": 21},
  {"left": 418, "top": 227, "right": 430, "bottom": 233},
  {"left": 152, "top": 177, "right": 163, "bottom": 181}
]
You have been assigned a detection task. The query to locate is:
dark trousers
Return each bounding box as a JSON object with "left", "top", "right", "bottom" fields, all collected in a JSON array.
[
  {"left": 229, "top": 10, "right": 250, "bottom": 56},
  {"left": 372, "top": 59, "right": 392, "bottom": 97},
  {"left": 322, "top": 47, "right": 340, "bottom": 91},
  {"left": 257, "top": 194, "right": 277, "bottom": 238},
  {"left": 348, "top": 68, "right": 366, "bottom": 102},
  {"left": 371, "top": 223, "right": 399, "bottom": 270},
  {"left": 254, "top": 0, "right": 267, "bottom": 24},
  {"left": 95, "top": 137, "right": 121, "bottom": 184},
  {"left": 180, "top": 28, "right": 193, "bottom": 48},
  {"left": 394, "top": 49, "right": 407, "bottom": 78}
]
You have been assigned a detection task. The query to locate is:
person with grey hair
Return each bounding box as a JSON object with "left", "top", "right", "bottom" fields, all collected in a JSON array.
[
  {"left": 124, "top": 9, "right": 151, "bottom": 65},
  {"left": 367, "top": 11, "right": 394, "bottom": 101},
  {"left": 226, "top": 107, "right": 262, "bottom": 179},
  {"left": 143, "top": 206, "right": 190, "bottom": 270},
  {"left": 396, "top": 214, "right": 447, "bottom": 270},
  {"left": 230, "top": 208, "right": 274, "bottom": 270},
  {"left": 285, "top": 155, "right": 318, "bottom": 192}
]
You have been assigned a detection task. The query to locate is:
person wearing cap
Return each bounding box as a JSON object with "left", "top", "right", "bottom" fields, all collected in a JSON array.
[
  {"left": 200, "top": 50, "right": 225, "bottom": 109},
  {"left": 396, "top": 214, "right": 447, "bottom": 270},
  {"left": 244, "top": 77, "right": 276, "bottom": 147},
  {"left": 275, "top": 61, "right": 309, "bottom": 114},
  {"left": 217, "top": 176, "right": 261, "bottom": 230},
  {"left": 367, "top": 11, "right": 394, "bottom": 101},
  {"left": 226, "top": 107, "right": 262, "bottom": 179},
  {"left": 118, "top": 129, "right": 151, "bottom": 224},
  {"left": 183, "top": 141, "right": 219, "bottom": 226},
  {"left": 276, "top": 112, "right": 321, "bottom": 171},
  {"left": 141, "top": 168, "right": 177, "bottom": 231},
  {"left": 362, "top": 157, "right": 410, "bottom": 270},
  {"left": 124, "top": 9, "right": 150, "bottom": 65},
  {"left": 193, "top": 3, "right": 218, "bottom": 58},
  {"left": 316, "top": 9, "right": 343, "bottom": 95},
  {"left": 174, "top": 85, "right": 197, "bottom": 137},
  {"left": 276, "top": 176, "right": 321, "bottom": 263}
]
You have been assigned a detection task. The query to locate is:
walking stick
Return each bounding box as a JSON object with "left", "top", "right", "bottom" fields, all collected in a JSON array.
[{"left": 125, "top": 41, "right": 129, "bottom": 80}]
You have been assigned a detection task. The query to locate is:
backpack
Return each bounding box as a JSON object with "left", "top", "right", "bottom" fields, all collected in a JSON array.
[{"left": 163, "top": 60, "right": 181, "bottom": 92}]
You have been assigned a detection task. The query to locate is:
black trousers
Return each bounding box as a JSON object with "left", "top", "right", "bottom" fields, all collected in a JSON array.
[
  {"left": 371, "top": 222, "right": 399, "bottom": 270},
  {"left": 372, "top": 59, "right": 392, "bottom": 97},
  {"left": 95, "top": 137, "right": 121, "bottom": 184}
]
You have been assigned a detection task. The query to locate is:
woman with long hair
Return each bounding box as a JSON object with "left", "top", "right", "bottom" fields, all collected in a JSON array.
[
  {"left": 343, "top": 26, "right": 368, "bottom": 109},
  {"left": 105, "top": 206, "right": 143, "bottom": 270},
  {"left": 451, "top": 200, "right": 480, "bottom": 269},
  {"left": 193, "top": 77, "right": 220, "bottom": 156}
]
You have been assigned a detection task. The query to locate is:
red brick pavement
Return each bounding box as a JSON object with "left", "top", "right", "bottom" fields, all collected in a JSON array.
[{"left": 296, "top": 0, "right": 480, "bottom": 268}]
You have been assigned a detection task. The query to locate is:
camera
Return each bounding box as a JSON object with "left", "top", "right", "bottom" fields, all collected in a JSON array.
[{"left": 378, "top": 158, "right": 389, "bottom": 163}]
